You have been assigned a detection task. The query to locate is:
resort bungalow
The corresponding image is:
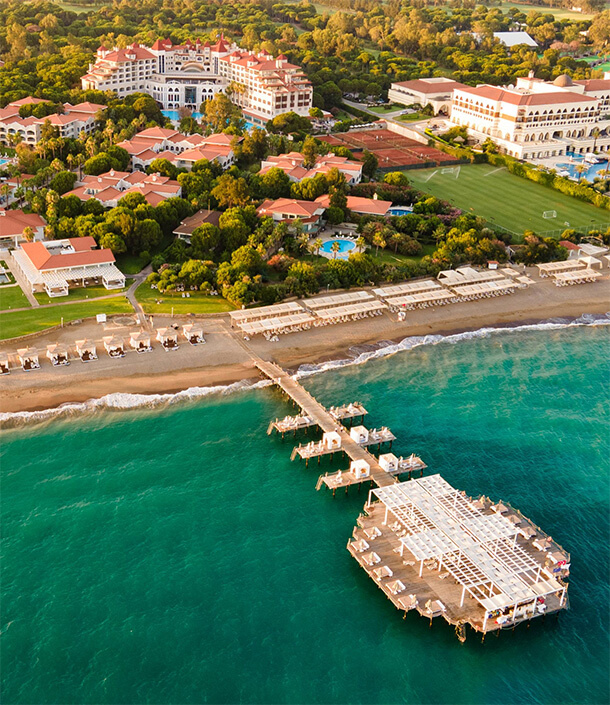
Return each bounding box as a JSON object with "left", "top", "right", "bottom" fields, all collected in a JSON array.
[
  {"left": 75, "top": 339, "right": 97, "bottom": 362},
  {"left": 12, "top": 236, "right": 125, "bottom": 297},
  {"left": 130, "top": 331, "right": 152, "bottom": 353},
  {"left": 259, "top": 152, "right": 363, "bottom": 184},
  {"left": 256, "top": 198, "right": 326, "bottom": 233},
  {"left": 156, "top": 327, "right": 179, "bottom": 351},
  {"left": 103, "top": 336, "right": 125, "bottom": 358},
  {"left": 0, "top": 351, "right": 9, "bottom": 374},
  {"left": 182, "top": 323, "right": 204, "bottom": 345},
  {"left": 314, "top": 194, "right": 393, "bottom": 218},
  {"left": 174, "top": 209, "right": 222, "bottom": 243},
  {"left": 46, "top": 343, "right": 69, "bottom": 366},
  {"left": 17, "top": 347, "right": 40, "bottom": 371},
  {"left": 0, "top": 209, "right": 46, "bottom": 249}
]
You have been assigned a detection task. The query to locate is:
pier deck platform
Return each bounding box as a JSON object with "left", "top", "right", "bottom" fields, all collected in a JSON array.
[
  {"left": 267, "top": 402, "right": 367, "bottom": 435},
  {"left": 290, "top": 427, "right": 395, "bottom": 461},
  {"left": 317, "top": 455, "right": 427, "bottom": 492}
]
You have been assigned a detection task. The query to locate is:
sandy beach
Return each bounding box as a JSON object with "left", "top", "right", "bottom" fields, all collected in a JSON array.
[{"left": 1, "top": 271, "right": 608, "bottom": 415}]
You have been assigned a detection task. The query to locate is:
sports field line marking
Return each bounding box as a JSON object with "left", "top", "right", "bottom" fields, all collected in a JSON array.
[
  {"left": 484, "top": 167, "right": 506, "bottom": 177},
  {"left": 425, "top": 170, "right": 438, "bottom": 182}
]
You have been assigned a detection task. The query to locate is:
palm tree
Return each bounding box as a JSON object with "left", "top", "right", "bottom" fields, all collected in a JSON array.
[
  {"left": 0, "top": 183, "right": 11, "bottom": 205},
  {"left": 575, "top": 164, "right": 587, "bottom": 183},
  {"left": 313, "top": 237, "right": 323, "bottom": 257},
  {"left": 356, "top": 236, "right": 366, "bottom": 253},
  {"left": 372, "top": 232, "right": 386, "bottom": 257},
  {"left": 331, "top": 241, "right": 340, "bottom": 259},
  {"left": 592, "top": 127, "right": 600, "bottom": 154}
]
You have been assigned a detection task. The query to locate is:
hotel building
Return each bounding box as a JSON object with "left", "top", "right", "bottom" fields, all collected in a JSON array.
[
  {"left": 81, "top": 36, "right": 313, "bottom": 124},
  {"left": 0, "top": 98, "right": 104, "bottom": 147},
  {"left": 449, "top": 73, "right": 610, "bottom": 160}
]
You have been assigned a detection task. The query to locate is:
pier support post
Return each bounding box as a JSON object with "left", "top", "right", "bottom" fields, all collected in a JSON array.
[{"left": 305, "top": 458, "right": 309, "bottom": 468}]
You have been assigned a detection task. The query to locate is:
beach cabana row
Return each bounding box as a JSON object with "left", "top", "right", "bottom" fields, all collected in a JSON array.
[{"left": 552, "top": 268, "right": 602, "bottom": 286}]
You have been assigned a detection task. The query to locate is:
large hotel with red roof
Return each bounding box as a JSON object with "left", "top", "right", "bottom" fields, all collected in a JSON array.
[{"left": 81, "top": 34, "right": 313, "bottom": 124}]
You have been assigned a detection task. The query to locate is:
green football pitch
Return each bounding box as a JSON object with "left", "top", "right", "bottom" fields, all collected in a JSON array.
[{"left": 406, "top": 164, "right": 609, "bottom": 240}]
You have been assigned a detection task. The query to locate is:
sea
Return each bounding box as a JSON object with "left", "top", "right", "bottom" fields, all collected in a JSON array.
[{"left": 1, "top": 320, "right": 609, "bottom": 705}]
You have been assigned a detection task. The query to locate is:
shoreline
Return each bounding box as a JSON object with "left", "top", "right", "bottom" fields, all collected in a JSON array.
[{"left": 1, "top": 281, "right": 609, "bottom": 418}]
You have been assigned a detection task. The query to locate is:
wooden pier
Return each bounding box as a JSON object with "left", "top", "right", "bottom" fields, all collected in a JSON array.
[
  {"left": 256, "top": 360, "right": 570, "bottom": 639},
  {"left": 256, "top": 360, "right": 397, "bottom": 488},
  {"left": 267, "top": 402, "right": 367, "bottom": 436}
]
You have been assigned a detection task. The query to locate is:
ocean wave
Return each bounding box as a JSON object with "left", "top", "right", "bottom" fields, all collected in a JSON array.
[{"left": 2, "top": 313, "right": 608, "bottom": 428}]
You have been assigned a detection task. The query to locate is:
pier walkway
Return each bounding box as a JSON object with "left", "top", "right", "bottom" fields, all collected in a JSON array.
[{"left": 255, "top": 360, "right": 396, "bottom": 488}]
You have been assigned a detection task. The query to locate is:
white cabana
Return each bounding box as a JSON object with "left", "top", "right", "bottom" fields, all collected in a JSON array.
[
  {"left": 156, "top": 327, "right": 179, "bottom": 351},
  {"left": 103, "top": 336, "right": 125, "bottom": 358},
  {"left": 438, "top": 266, "right": 507, "bottom": 286},
  {"left": 350, "top": 459, "right": 370, "bottom": 479},
  {"left": 373, "top": 280, "right": 441, "bottom": 300},
  {"left": 17, "top": 347, "right": 40, "bottom": 370},
  {"left": 537, "top": 260, "right": 585, "bottom": 278},
  {"left": 46, "top": 343, "right": 69, "bottom": 366},
  {"left": 75, "top": 339, "right": 97, "bottom": 362},
  {"left": 350, "top": 425, "right": 369, "bottom": 444},
  {"left": 0, "top": 351, "right": 10, "bottom": 374},
  {"left": 313, "top": 301, "right": 386, "bottom": 324},
  {"left": 387, "top": 290, "right": 456, "bottom": 311},
  {"left": 182, "top": 323, "right": 204, "bottom": 345},
  {"left": 379, "top": 453, "right": 399, "bottom": 473},
  {"left": 229, "top": 301, "right": 304, "bottom": 327},
  {"left": 239, "top": 312, "right": 315, "bottom": 337},
  {"left": 130, "top": 331, "right": 152, "bottom": 353},
  {"left": 578, "top": 256, "right": 602, "bottom": 269},
  {"left": 322, "top": 431, "right": 342, "bottom": 450}
]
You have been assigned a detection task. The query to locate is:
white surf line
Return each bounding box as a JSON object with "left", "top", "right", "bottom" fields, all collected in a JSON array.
[
  {"left": 484, "top": 167, "right": 506, "bottom": 177},
  {"left": 425, "top": 170, "right": 438, "bottom": 182}
]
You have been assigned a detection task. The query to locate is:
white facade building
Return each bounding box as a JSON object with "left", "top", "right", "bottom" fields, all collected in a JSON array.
[
  {"left": 81, "top": 36, "right": 313, "bottom": 124},
  {"left": 449, "top": 73, "right": 610, "bottom": 159}
]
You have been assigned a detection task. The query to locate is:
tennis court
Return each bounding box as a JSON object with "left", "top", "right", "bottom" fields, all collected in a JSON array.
[
  {"left": 319, "top": 129, "right": 456, "bottom": 169},
  {"left": 407, "top": 164, "right": 609, "bottom": 238}
]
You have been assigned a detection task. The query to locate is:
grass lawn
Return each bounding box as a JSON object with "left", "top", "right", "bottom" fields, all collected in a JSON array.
[
  {"left": 493, "top": 1, "right": 593, "bottom": 20},
  {"left": 0, "top": 296, "right": 134, "bottom": 341},
  {"left": 368, "top": 104, "right": 403, "bottom": 115},
  {"left": 367, "top": 243, "right": 436, "bottom": 266},
  {"left": 406, "top": 164, "right": 610, "bottom": 239},
  {"left": 395, "top": 112, "right": 426, "bottom": 123},
  {"left": 33, "top": 279, "right": 133, "bottom": 306},
  {"left": 0, "top": 285, "right": 31, "bottom": 311},
  {"left": 135, "top": 282, "right": 235, "bottom": 315},
  {"left": 116, "top": 253, "right": 150, "bottom": 275}
]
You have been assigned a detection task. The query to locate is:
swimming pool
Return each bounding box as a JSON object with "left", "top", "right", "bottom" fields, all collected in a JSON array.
[
  {"left": 388, "top": 206, "right": 413, "bottom": 216},
  {"left": 162, "top": 110, "right": 204, "bottom": 122},
  {"left": 162, "top": 110, "right": 257, "bottom": 132},
  {"left": 320, "top": 239, "right": 356, "bottom": 259},
  {"left": 556, "top": 157, "right": 609, "bottom": 183},
  {"left": 0, "top": 158, "right": 9, "bottom": 167}
]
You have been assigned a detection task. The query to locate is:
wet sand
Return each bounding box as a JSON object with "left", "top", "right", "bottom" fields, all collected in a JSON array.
[{"left": 1, "top": 272, "right": 609, "bottom": 415}]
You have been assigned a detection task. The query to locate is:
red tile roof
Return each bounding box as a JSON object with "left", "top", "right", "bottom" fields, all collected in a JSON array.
[
  {"left": 21, "top": 237, "right": 114, "bottom": 270},
  {"left": 0, "top": 209, "right": 46, "bottom": 237}
]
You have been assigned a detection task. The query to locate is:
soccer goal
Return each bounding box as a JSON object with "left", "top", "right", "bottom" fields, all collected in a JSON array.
[
  {"left": 441, "top": 166, "right": 461, "bottom": 178},
  {"left": 543, "top": 210, "right": 557, "bottom": 219}
]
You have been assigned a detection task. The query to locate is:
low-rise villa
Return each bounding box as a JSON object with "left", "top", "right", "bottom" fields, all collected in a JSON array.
[
  {"left": 11, "top": 236, "right": 125, "bottom": 297},
  {"left": 256, "top": 198, "right": 326, "bottom": 232}
]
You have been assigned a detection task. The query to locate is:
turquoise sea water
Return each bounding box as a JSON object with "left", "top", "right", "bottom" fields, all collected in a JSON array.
[{"left": 1, "top": 324, "right": 609, "bottom": 704}]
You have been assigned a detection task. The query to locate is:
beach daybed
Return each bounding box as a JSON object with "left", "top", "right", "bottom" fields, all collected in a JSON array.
[
  {"left": 46, "top": 344, "right": 69, "bottom": 366},
  {"left": 398, "top": 594, "right": 418, "bottom": 611},
  {"left": 17, "top": 347, "right": 40, "bottom": 371},
  {"left": 0, "top": 352, "right": 9, "bottom": 375},
  {"left": 103, "top": 336, "right": 125, "bottom": 358},
  {"left": 362, "top": 551, "right": 381, "bottom": 566},
  {"left": 183, "top": 323, "right": 204, "bottom": 345},
  {"left": 130, "top": 331, "right": 152, "bottom": 353},
  {"left": 75, "top": 339, "right": 97, "bottom": 362},
  {"left": 156, "top": 327, "right": 179, "bottom": 351}
]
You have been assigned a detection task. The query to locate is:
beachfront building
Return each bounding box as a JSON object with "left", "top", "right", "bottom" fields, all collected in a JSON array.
[
  {"left": 66, "top": 170, "right": 181, "bottom": 207},
  {"left": 259, "top": 152, "right": 363, "bottom": 184},
  {"left": 257, "top": 198, "right": 326, "bottom": 233},
  {"left": 0, "top": 209, "right": 46, "bottom": 249},
  {"left": 315, "top": 194, "right": 393, "bottom": 217},
  {"left": 11, "top": 236, "right": 125, "bottom": 297},
  {"left": 117, "top": 128, "right": 238, "bottom": 170},
  {"left": 0, "top": 98, "right": 104, "bottom": 147},
  {"left": 174, "top": 209, "right": 222, "bottom": 243},
  {"left": 388, "top": 77, "right": 467, "bottom": 115},
  {"left": 81, "top": 36, "right": 313, "bottom": 125},
  {"left": 449, "top": 72, "right": 610, "bottom": 159}
]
